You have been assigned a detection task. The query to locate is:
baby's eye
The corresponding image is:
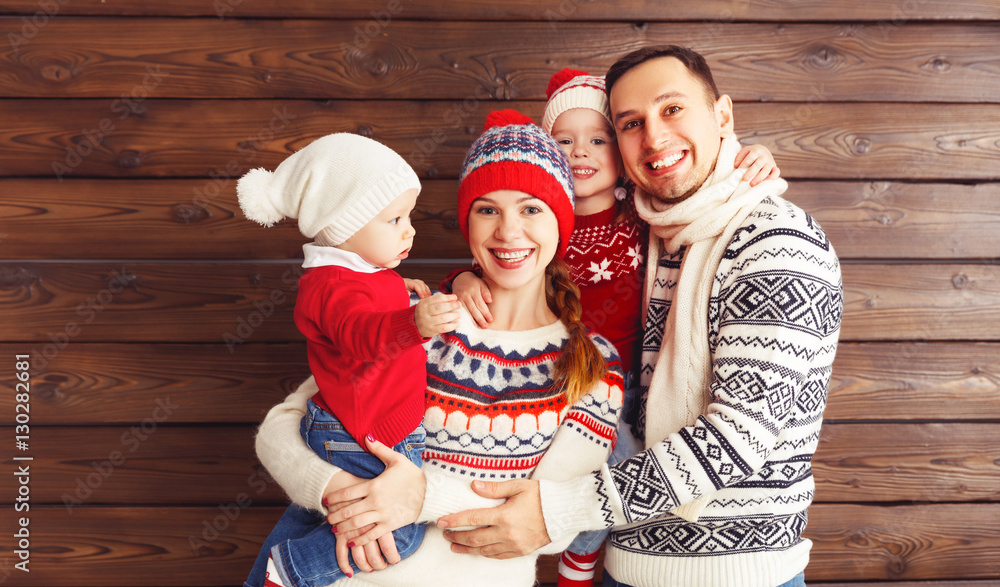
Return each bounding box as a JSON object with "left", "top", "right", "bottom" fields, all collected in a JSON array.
[
  {"left": 592, "top": 138, "right": 606, "bottom": 145},
  {"left": 389, "top": 217, "right": 400, "bottom": 225}
]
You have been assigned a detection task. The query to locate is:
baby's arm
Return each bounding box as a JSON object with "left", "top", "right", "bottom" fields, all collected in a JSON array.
[
  {"left": 734, "top": 143, "right": 780, "bottom": 186},
  {"left": 450, "top": 271, "right": 493, "bottom": 328}
]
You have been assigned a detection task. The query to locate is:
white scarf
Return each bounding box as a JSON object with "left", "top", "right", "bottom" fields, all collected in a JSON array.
[{"left": 634, "top": 136, "right": 787, "bottom": 521}]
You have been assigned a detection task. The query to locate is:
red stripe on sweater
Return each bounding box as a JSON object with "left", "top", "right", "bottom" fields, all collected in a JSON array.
[
  {"left": 424, "top": 451, "right": 543, "bottom": 472},
  {"left": 439, "top": 331, "right": 564, "bottom": 367},
  {"left": 566, "top": 411, "right": 616, "bottom": 441}
]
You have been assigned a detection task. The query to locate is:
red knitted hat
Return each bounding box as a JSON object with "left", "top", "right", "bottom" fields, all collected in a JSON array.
[
  {"left": 457, "top": 109, "right": 576, "bottom": 257},
  {"left": 541, "top": 68, "right": 611, "bottom": 133}
]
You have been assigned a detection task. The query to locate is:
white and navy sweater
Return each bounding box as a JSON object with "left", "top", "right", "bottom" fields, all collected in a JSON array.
[
  {"left": 540, "top": 195, "right": 843, "bottom": 587},
  {"left": 255, "top": 309, "right": 623, "bottom": 586}
]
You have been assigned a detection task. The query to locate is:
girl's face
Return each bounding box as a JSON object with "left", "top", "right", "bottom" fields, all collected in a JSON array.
[
  {"left": 467, "top": 190, "right": 559, "bottom": 293},
  {"left": 550, "top": 108, "right": 623, "bottom": 210}
]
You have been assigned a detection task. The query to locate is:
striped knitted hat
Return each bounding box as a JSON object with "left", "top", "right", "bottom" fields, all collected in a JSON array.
[
  {"left": 540, "top": 68, "right": 611, "bottom": 133},
  {"left": 458, "top": 109, "right": 575, "bottom": 257}
]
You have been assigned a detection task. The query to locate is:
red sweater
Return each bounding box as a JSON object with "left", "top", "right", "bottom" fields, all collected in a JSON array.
[
  {"left": 564, "top": 204, "right": 647, "bottom": 376},
  {"left": 294, "top": 265, "right": 426, "bottom": 449}
]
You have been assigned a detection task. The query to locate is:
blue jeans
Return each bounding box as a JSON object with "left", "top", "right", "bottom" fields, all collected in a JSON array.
[
  {"left": 567, "top": 378, "right": 643, "bottom": 556},
  {"left": 244, "top": 399, "right": 426, "bottom": 587},
  {"left": 602, "top": 571, "right": 806, "bottom": 587}
]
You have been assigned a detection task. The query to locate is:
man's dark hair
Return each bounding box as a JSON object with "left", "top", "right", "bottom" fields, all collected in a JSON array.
[{"left": 605, "top": 45, "right": 720, "bottom": 108}]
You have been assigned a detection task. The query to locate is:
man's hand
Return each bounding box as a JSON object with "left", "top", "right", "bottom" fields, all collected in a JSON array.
[{"left": 437, "top": 479, "right": 551, "bottom": 559}]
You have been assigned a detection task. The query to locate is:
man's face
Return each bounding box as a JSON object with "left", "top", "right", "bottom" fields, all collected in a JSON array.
[{"left": 609, "top": 56, "right": 734, "bottom": 204}]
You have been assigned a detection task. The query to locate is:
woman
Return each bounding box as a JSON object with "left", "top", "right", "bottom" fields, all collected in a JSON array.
[{"left": 248, "top": 109, "right": 624, "bottom": 587}]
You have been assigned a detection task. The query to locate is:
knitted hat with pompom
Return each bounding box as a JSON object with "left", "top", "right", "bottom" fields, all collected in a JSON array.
[
  {"left": 236, "top": 133, "right": 420, "bottom": 244},
  {"left": 540, "top": 68, "right": 611, "bottom": 133},
  {"left": 457, "top": 109, "right": 575, "bottom": 257}
]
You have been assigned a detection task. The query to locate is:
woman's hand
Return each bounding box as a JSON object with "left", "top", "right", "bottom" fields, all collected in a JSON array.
[
  {"left": 324, "top": 436, "right": 426, "bottom": 548},
  {"left": 734, "top": 143, "right": 780, "bottom": 186},
  {"left": 451, "top": 271, "right": 493, "bottom": 328}
]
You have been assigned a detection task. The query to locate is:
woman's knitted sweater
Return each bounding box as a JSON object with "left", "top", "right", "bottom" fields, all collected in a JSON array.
[{"left": 255, "top": 309, "right": 623, "bottom": 586}]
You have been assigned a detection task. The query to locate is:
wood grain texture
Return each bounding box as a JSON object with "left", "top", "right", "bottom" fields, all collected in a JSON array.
[
  {"left": 0, "top": 342, "right": 994, "bottom": 424},
  {"left": 826, "top": 342, "right": 1000, "bottom": 421},
  {"left": 0, "top": 343, "right": 308, "bottom": 424},
  {"left": 2, "top": 504, "right": 998, "bottom": 584},
  {"left": 1, "top": 0, "right": 997, "bottom": 20},
  {"left": 0, "top": 426, "right": 287, "bottom": 505},
  {"left": 4, "top": 423, "right": 995, "bottom": 505},
  {"left": 811, "top": 423, "right": 1000, "bottom": 503},
  {"left": 3, "top": 179, "right": 999, "bottom": 260},
  {"left": 2, "top": 100, "right": 999, "bottom": 180},
  {"left": 4, "top": 262, "right": 999, "bottom": 343},
  {"left": 3, "top": 21, "right": 999, "bottom": 102},
  {"left": 806, "top": 504, "right": 1000, "bottom": 580}
]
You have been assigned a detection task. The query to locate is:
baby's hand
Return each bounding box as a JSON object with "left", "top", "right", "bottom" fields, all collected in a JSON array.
[
  {"left": 403, "top": 278, "right": 431, "bottom": 299},
  {"left": 734, "top": 143, "right": 780, "bottom": 187},
  {"left": 452, "top": 271, "right": 493, "bottom": 329},
  {"left": 414, "top": 293, "right": 460, "bottom": 338}
]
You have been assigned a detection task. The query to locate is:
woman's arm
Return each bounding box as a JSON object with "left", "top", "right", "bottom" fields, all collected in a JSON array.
[{"left": 254, "top": 376, "right": 343, "bottom": 513}]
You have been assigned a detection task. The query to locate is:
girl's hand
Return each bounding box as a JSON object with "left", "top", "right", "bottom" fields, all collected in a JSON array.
[
  {"left": 452, "top": 271, "right": 493, "bottom": 328},
  {"left": 734, "top": 143, "right": 780, "bottom": 187},
  {"left": 402, "top": 278, "right": 431, "bottom": 299},
  {"left": 335, "top": 525, "right": 400, "bottom": 576},
  {"left": 324, "top": 436, "right": 427, "bottom": 548},
  {"left": 414, "top": 293, "right": 461, "bottom": 338}
]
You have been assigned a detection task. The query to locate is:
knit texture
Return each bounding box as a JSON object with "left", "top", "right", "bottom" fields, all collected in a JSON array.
[
  {"left": 294, "top": 258, "right": 426, "bottom": 449},
  {"left": 457, "top": 110, "right": 576, "bottom": 256},
  {"left": 539, "top": 194, "right": 843, "bottom": 587},
  {"left": 254, "top": 307, "right": 624, "bottom": 586},
  {"left": 541, "top": 68, "right": 611, "bottom": 133},
  {"left": 564, "top": 202, "right": 647, "bottom": 375}
]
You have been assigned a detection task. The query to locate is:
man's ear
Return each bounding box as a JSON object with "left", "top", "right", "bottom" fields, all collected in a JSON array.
[{"left": 715, "top": 94, "right": 735, "bottom": 138}]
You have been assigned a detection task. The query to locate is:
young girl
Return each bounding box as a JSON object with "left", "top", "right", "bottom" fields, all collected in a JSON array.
[
  {"left": 449, "top": 69, "right": 780, "bottom": 586},
  {"left": 237, "top": 133, "right": 461, "bottom": 587}
]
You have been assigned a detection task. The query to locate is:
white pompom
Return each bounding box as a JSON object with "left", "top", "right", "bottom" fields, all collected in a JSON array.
[{"left": 236, "top": 167, "right": 285, "bottom": 227}]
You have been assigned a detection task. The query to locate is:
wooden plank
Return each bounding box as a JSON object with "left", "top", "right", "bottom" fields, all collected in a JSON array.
[
  {"left": 2, "top": 262, "right": 1000, "bottom": 343},
  {"left": 0, "top": 342, "right": 994, "bottom": 424},
  {"left": 826, "top": 343, "right": 1000, "bottom": 421},
  {"left": 2, "top": 504, "right": 998, "bottom": 584},
  {"left": 1, "top": 0, "right": 997, "bottom": 20},
  {"left": 3, "top": 179, "right": 999, "bottom": 261},
  {"left": 1, "top": 100, "right": 999, "bottom": 181},
  {"left": 0, "top": 427, "right": 287, "bottom": 505},
  {"left": 841, "top": 263, "right": 1000, "bottom": 342},
  {"left": 4, "top": 21, "right": 999, "bottom": 102},
  {"left": 0, "top": 261, "right": 455, "bottom": 344},
  {"left": 811, "top": 423, "right": 1000, "bottom": 503},
  {"left": 4, "top": 423, "right": 995, "bottom": 504},
  {"left": 806, "top": 504, "right": 1000, "bottom": 580},
  {"left": 0, "top": 343, "right": 308, "bottom": 424}
]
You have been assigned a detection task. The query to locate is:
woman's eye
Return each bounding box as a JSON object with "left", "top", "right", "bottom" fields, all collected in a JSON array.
[
  {"left": 524, "top": 206, "right": 541, "bottom": 215},
  {"left": 475, "top": 206, "right": 496, "bottom": 215}
]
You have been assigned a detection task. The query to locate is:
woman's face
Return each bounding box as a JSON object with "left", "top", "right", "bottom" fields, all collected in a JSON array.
[{"left": 467, "top": 190, "right": 559, "bottom": 293}]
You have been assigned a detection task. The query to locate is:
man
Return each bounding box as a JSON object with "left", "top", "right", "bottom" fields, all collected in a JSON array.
[{"left": 438, "top": 46, "right": 843, "bottom": 587}]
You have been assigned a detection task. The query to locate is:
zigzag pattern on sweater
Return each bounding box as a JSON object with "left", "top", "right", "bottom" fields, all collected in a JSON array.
[
  {"left": 711, "top": 336, "right": 837, "bottom": 361},
  {"left": 709, "top": 490, "right": 813, "bottom": 508},
  {"left": 609, "top": 511, "right": 808, "bottom": 557},
  {"left": 722, "top": 246, "right": 842, "bottom": 277}
]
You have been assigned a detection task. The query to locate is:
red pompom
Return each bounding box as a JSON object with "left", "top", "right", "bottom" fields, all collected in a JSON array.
[
  {"left": 483, "top": 109, "right": 535, "bottom": 131},
  {"left": 546, "top": 68, "right": 590, "bottom": 99}
]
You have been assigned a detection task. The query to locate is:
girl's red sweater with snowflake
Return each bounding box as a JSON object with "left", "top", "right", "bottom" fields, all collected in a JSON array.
[{"left": 564, "top": 204, "right": 647, "bottom": 376}]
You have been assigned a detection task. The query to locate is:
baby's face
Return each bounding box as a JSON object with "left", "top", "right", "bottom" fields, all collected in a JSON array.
[
  {"left": 550, "top": 108, "right": 622, "bottom": 204},
  {"left": 338, "top": 188, "right": 419, "bottom": 269}
]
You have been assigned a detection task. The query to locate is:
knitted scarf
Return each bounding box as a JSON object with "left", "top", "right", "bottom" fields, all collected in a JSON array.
[{"left": 633, "top": 136, "right": 788, "bottom": 521}]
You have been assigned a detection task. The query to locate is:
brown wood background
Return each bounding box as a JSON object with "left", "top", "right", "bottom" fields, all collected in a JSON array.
[{"left": 1, "top": 1, "right": 999, "bottom": 585}]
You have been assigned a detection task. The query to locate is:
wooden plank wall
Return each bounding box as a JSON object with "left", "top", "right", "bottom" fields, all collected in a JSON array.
[{"left": 1, "top": 1, "right": 999, "bottom": 585}]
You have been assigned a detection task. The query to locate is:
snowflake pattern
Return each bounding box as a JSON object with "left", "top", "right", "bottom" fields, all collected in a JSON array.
[{"left": 588, "top": 258, "right": 613, "bottom": 282}]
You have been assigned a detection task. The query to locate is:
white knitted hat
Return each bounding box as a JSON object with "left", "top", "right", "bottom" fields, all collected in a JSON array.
[
  {"left": 237, "top": 133, "right": 421, "bottom": 243},
  {"left": 540, "top": 68, "right": 612, "bottom": 133}
]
